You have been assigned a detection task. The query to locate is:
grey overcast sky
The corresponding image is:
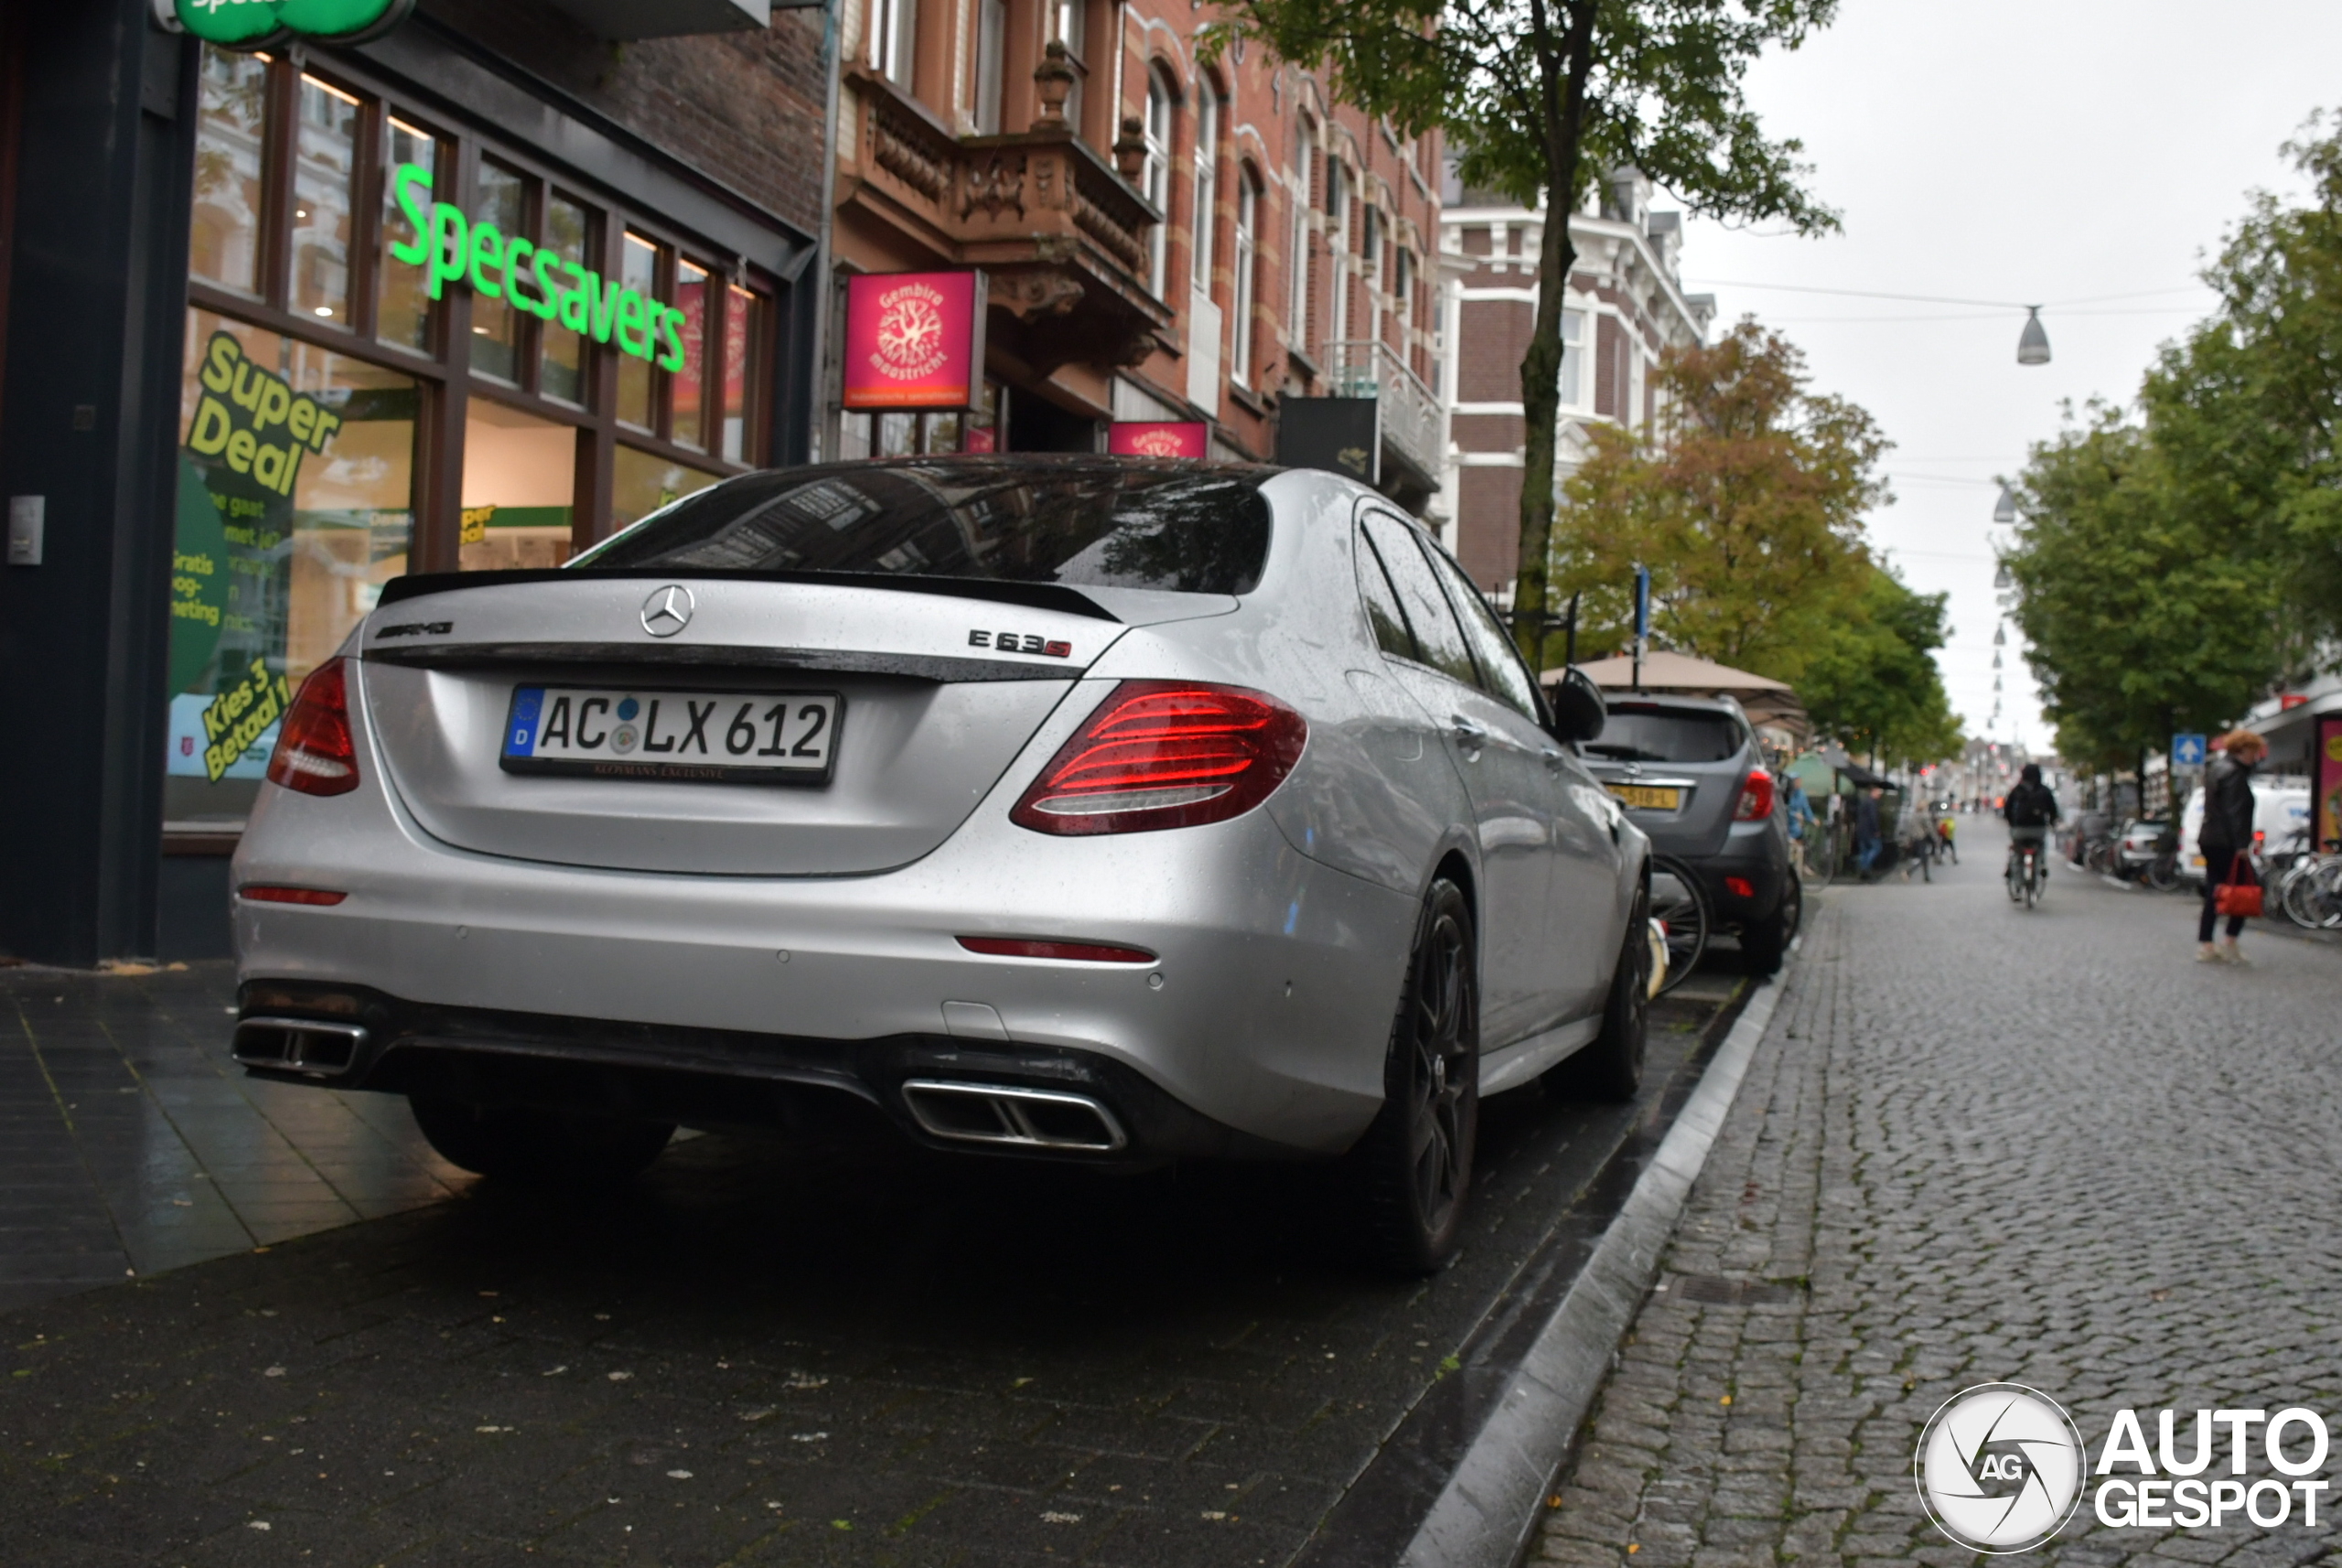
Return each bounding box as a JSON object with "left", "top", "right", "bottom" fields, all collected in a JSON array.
[{"left": 1674, "top": 0, "right": 2342, "bottom": 754}]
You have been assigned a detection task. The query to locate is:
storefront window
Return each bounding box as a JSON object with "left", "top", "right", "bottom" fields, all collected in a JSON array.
[
  {"left": 471, "top": 161, "right": 527, "bottom": 381},
  {"left": 615, "top": 233, "right": 660, "bottom": 429},
  {"left": 293, "top": 75, "right": 360, "bottom": 326},
  {"left": 191, "top": 48, "right": 268, "bottom": 295},
  {"left": 167, "top": 309, "right": 415, "bottom": 822},
  {"left": 541, "top": 194, "right": 590, "bottom": 403},
  {"left": 461, "top": 400, "right": 577, "bottom": 568},
  {"left": 170, "top": 48, "right": 782, "bottom": 827},
  {"left": 672, "top": 260, "right": 709, "bottom": 449},
  {"left": 614, "top": 446, "right": 722, "bottom": 532},
  {"left": 378, "top": 116, "right": 437, "bottom": 351}
]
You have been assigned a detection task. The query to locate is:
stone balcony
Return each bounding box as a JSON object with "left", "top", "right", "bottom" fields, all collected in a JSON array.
[{"left": 841, "top": 68, "right": 1169, "bottom": 377}]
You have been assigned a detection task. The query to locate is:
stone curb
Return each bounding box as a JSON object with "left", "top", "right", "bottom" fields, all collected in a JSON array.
[{"left": 1393, "top": 940, "right": 1796, "bottom": 1568}]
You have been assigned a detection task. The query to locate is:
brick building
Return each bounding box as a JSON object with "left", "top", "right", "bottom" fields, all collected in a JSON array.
[
  {"left": 0, "top": 0, "right": 833, "bottom": 962},
  {"left": 827, "top": 0, "right": 1445, "bottom": 509},
  {"left": 1436, "top": 168, "right": 1714, "bottom": 596}
]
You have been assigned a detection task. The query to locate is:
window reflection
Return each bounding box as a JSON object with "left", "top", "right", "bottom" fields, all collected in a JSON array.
[
  {"left": 614, "top": 233, "right": 659, "bottom": 428},
  {"left": 377, "top": 117, "right": 436, "bottom": 350},
  {"left": 471, "top": 161, "right": 527, "bottom": 381},
  {"left": 672, "top": 260, "right": 709, "bottom": 449},
  {"left": 293, "top": 76, "right": 360, "bottom": 325},
  {"left": 191, "top": 48, "right": 269, "bottom": 295},
  {"left": 540, "top": 195, "right": 590, "bottom": 403}
]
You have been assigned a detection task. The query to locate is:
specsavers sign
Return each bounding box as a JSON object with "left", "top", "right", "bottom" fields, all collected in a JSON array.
[
  {"left": 387, "top": 165, "right": 688, "bottom": 371},
  {"left": 171, "top": 0, "right": 415, "bottom": 48}
]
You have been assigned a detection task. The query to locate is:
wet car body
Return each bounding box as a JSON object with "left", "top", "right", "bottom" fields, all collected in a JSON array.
[
  {"left": 229, "top": 457, "right": 1649, "bottom": 1261},
  {"left": 1573, "top": 693, "right": 1796, "bottom": 971}
]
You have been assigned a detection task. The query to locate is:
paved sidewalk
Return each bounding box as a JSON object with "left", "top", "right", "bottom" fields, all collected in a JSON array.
[{"left": 1536, "top": 824, "right": 2342, "bottom": 1567}]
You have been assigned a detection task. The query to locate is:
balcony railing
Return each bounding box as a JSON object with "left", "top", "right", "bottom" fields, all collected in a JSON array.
[{"left": 1323, "top": 339, "right": 1444, "bottom": 486}]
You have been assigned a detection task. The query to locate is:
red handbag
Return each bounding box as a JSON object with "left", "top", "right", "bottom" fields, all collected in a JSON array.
[{"left": 2215, "top": 854, "right": 2263, "bottom": 918}]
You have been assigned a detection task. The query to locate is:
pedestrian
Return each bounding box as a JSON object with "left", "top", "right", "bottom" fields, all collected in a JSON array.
[
  {"left": 1784, "top": 774, "right": 1820, "bottom": 875},
  {"left": 2196, "top": 728, "right": 2267, "bottom": 965},
  {"left": 1853, "top": 786, "right": 1883, "bottom": 878}
]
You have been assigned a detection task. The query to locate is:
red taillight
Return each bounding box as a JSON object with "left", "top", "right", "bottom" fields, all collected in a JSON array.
[
  {"left": 237, "top": 886, "right": 348, "bottom": 906},
  {"left": 957, "top": 937, "right": 1157, "bottom": 963},
  {"left": 1724, "top": 875, "right": 1755, "bottom": 900},
  {"left": 1733, "top": 767, "right": 1776, "bottom": 822},
  {"left": 1011, "top": 680, "right": 1306, "bottom": 835},
  {"left": 265, "top": 658, "right": 359, "bottom": 797}
]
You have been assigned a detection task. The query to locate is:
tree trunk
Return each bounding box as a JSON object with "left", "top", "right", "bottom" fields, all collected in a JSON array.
[{"left": 1509, "top": 0, "right": 1598, "bottom": 665}]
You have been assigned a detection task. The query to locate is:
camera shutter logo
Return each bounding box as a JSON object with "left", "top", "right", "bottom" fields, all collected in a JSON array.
[{"left": 1915, "top": 1383, "right": 2087, "bottom": 1552}]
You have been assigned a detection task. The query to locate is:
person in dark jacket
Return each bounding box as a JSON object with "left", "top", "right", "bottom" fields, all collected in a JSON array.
[
  {"left": 2002, "top": 764, "right": 2060, "bottom": 886},
  {"left": 2197, "top": 728, "right": 2267, "bottom": 963},
  {"left": 1853, "top": 787, "right": 1884, "bottom": 877}
]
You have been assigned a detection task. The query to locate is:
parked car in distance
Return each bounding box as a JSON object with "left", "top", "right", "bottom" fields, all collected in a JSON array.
[
  {"left": 2177, "top": 779, "right": 2314, "bottom": 882},
  {"left": 1570, "top": 693, "right": 1799, "bottom": 973},
  {"left": 229, "top": 456, "right": 1654, "bottom": 1273}
]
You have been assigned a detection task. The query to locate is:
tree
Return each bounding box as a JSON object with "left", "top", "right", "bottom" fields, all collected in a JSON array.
[
  {"left": 1798, "top": 564, "right": 1964, "bottom": 768},
  {"left": 1549, "top": 319, "right": 1884, "bottom": 679},
  {"left": 2004, "top": 403, "right": 2280, "bottom": 777},
  {"left": 2141, "top": 112, "right": 2342, "bottom": 664},
  {"left": 1210, "top": 0, "right": 1841, "bottom": 659}
]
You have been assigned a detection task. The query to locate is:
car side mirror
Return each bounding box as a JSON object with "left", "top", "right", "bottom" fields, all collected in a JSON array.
[{"left": 1547, "top": 667, "right": 1606, "bottom": 744}]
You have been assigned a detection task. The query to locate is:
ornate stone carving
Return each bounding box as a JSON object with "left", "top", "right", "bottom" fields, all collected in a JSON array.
[
  {"left": 989, "top": 269, "right": 1085, "bottom": 320},
  {"left": 870, "top": 106, "right": 949, "bottom": 202},
  {"left": 1070, "top": 191, "right": 1146, "bottom": 275},
  {"left": 962, "top": 153, "right": 1026, "bottom": 221}
]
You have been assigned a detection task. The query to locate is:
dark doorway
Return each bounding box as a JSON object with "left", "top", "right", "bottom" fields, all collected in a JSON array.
[{"left": 1004, "top": 388, "right": 1100, "bottom": 454}]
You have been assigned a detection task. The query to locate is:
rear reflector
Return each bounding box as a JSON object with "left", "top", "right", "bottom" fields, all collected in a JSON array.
[
  {"left": 957, "top": 936, "right": 1158, "bottom": 963},
  {"left": 238, "top": 886, "right": 348, "bottom": 906},
  {"left": 1011, "top": 680, "right": 1306, "bottom": 835},
  {"left": 266, "top": 658, "right": 360, "bottom": 797},
  {"left": 1724, "top": 875, "right": 1755, "bottom": 899}
]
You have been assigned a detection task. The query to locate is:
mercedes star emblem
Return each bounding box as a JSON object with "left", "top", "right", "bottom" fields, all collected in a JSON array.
[{"left": 639, "top": 585, "right": 694, "bottom": 638}]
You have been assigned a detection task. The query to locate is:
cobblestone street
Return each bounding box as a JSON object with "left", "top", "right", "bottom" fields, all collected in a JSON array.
[{"left": 1537, "top": 821, "right": 2342, "bottom": 1567}]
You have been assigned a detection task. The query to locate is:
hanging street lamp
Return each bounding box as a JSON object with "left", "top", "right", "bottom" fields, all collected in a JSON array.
[
  {"left": 1994, "top": 484, "right": 2018, "bottom": 523},
  {"left": 2017, "top": 306, "right": 2051, "bottom": 365}
]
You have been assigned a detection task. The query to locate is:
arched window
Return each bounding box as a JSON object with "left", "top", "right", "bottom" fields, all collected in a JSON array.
[
  {"left": 1143, "top": 68, "right": 1174, "bottom": 297},
  {"left": 1192, "top": 81, "right": 1220, "bottom": 297},
  {"left": 1231, "top": 166, "right": 1259, "bottom": 383}
]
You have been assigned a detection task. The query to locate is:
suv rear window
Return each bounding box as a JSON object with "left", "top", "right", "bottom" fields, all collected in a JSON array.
[
  {"left": 1584, "top": 709, "right": 1744, "bottom": 764},
  {"left": 571, "top": 459, "right": 1273, "bottom": 595}
]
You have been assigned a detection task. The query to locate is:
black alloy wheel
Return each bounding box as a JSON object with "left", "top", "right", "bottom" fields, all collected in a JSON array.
[
  {"left": 1348, "top": 877, "right": 1479, "bottom": 1274},
  {"left": 1552, "top": 880, "right": 1652, "bottom": 1102},
  {"left": 409, "top": 1096, "right": 675, "bottom": 1190}
]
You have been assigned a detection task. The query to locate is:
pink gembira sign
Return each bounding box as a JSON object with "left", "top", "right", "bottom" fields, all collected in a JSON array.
[
  {"left": 1110, "top": 421, "right": 1209, "bottom": 458},
  {"left": 843, "top": 272, "right": 984, "bottom": 410}
]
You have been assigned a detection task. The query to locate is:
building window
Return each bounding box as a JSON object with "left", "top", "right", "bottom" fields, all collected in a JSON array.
[
  {"left": 1560, "top": 307, "right": 1585, "bottom": 407},
  {"left": 1392, "top": 245, "right": 1412, "bottom": 340},
  {"left": 1143, "top": 69, "right": 1174, "bottom": 297},
  {"left": 973, "top": 0, "right": 1006, "bottom": 134},
  {"left": 870, "top": 0, "right": 917, "bottom": 90},
  {"left": 1232, "top": 168, "right": 1258, "bottom": 384},
  {"left": 1192, "top": 81, "right": 1219, "bottom": 297},
  {"left": 1327, "top": 158, "right": 1349, "bottom": 347},
  {"left": 1047, "top": 0, "right": 1085, "bottom": 129},
  {"left": 167, "top": 44, "right": 780, "bottom": 830},
  {"left": 1290, "top": 122, "right": 1315, "bottom": 357}
]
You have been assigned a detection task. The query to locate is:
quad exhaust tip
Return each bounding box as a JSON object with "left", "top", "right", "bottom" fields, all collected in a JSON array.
[
  {"left": 900, "top": 1079, "right": 1128, "bottom": 1154},
  {"left": 232, "top": 1016, "right": 368, "bottom": 1077}
]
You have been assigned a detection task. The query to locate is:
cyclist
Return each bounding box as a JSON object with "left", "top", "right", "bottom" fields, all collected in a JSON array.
[{"left": 2002, "top": 764, "right": 2060, "bottom": 894}]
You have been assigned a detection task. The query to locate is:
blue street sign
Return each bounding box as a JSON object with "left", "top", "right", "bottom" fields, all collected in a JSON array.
[
  {"left": 2172, "top": 733, "right": 2208, "bottom": 768},
  {"left": 1634, "top": 565, "right": 1651, "bottom": 639}
]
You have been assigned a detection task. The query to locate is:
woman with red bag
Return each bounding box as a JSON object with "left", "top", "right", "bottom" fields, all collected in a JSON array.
[{"left": 2197, "top": 728, "right": 2268, "bottom": 964}]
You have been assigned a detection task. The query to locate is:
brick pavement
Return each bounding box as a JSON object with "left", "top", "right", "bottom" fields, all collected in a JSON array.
[{"left": 1536, "top": 822, "right": 2342, "bottom": 1567}]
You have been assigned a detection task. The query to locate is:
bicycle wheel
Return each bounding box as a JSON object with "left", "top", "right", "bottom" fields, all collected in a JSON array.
[
  {"left": 1648, "top": 855, "right": 1709, "bottom": 997},
  {"left": 2279, "top": 865, "right": 2319, "bottom": 928},
  {"left": 2145, "top": 854, "right": 2179, "bottom": 893},
  {"left": 2315, "top": 862, "right": 2342, "bottom": 929}
]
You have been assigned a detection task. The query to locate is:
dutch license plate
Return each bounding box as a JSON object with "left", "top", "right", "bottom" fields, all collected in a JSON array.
[
  {"left": 500, "top": 686, "right": 842, "bottom": 785},
  {"left": 1608, "top": 784, "right": 1683, "bottom": 811}
]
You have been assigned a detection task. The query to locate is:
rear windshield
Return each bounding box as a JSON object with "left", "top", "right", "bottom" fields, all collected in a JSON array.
[
  {"left": 570, "top": 458, "right": 1273, "bottom": 595},
  {"left": 1583, "top": 709, "right": 1744, "bottom": 764}
]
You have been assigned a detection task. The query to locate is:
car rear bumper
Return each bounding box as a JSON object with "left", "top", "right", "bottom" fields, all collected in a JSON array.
[
  {"left": 1678, "top": 825, "right": 1792, "bottom": 929},
  {"left": 231, "top": 778, "right": 1417, "bottom": 1160}
]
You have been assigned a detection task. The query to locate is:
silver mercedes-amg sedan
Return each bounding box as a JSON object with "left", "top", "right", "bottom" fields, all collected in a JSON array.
[{"left": 231, "top": 457, "right": 1650, "bottom": 1270}]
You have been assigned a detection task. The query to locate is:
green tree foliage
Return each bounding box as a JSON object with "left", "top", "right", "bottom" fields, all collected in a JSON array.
[
  {"left": 2004, "top": 403, "right": 2279, "bottom": 773},
  {"left": 2141, "top": 113, "right": 2342, "bottom": 664},
  {"left": 1551, "top": 320, "right": 1885, "bottom": 678},
  {"left": 1207, "top": 0, "right": 1840, "bottom": 659},
  {"left": 1798, "top": 565, "right": 1965, "bottom": 768}
]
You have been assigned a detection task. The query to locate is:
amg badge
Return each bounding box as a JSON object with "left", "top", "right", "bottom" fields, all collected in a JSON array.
[{"left": 970, "top": 629, "right": 1072, "bottom": 658}]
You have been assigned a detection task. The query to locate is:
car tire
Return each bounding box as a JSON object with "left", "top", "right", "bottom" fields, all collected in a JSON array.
[
  {"left": 409, "top": 1096, "right": 675, "bottom": 1189},
  {"left": 1741, "top": 876, "right": 1799, "bottom": 977},
  {"left": 1553, "top": 882, "right": 1652, "bottom": 1102},
  {"left": 1346, "top": 877, "right": 1478, "bottom": 1274}
]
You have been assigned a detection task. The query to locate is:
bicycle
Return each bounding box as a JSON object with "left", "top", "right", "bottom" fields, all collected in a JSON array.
[
  {"left": 1649, "top": 854, "right": 1711, "bottom": 997},
  {"left": 2275, "top": 835, "right": 2342, "bottom": 929},
  {"left": 2006, "top": 835, "right": 2047, "bottom": 908}
]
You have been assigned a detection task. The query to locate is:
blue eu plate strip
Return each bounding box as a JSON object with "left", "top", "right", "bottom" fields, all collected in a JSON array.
[{"left": 506, "top": 688, "right": 545, "bottom": 757}]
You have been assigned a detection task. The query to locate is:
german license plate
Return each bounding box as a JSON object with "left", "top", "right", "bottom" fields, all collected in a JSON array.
[
  {"left": 500, "top": 686, "right": 841, "bottom": 785},
  {"left": 1609, "top": 784, "right": 1682, "bottom": 811}
]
